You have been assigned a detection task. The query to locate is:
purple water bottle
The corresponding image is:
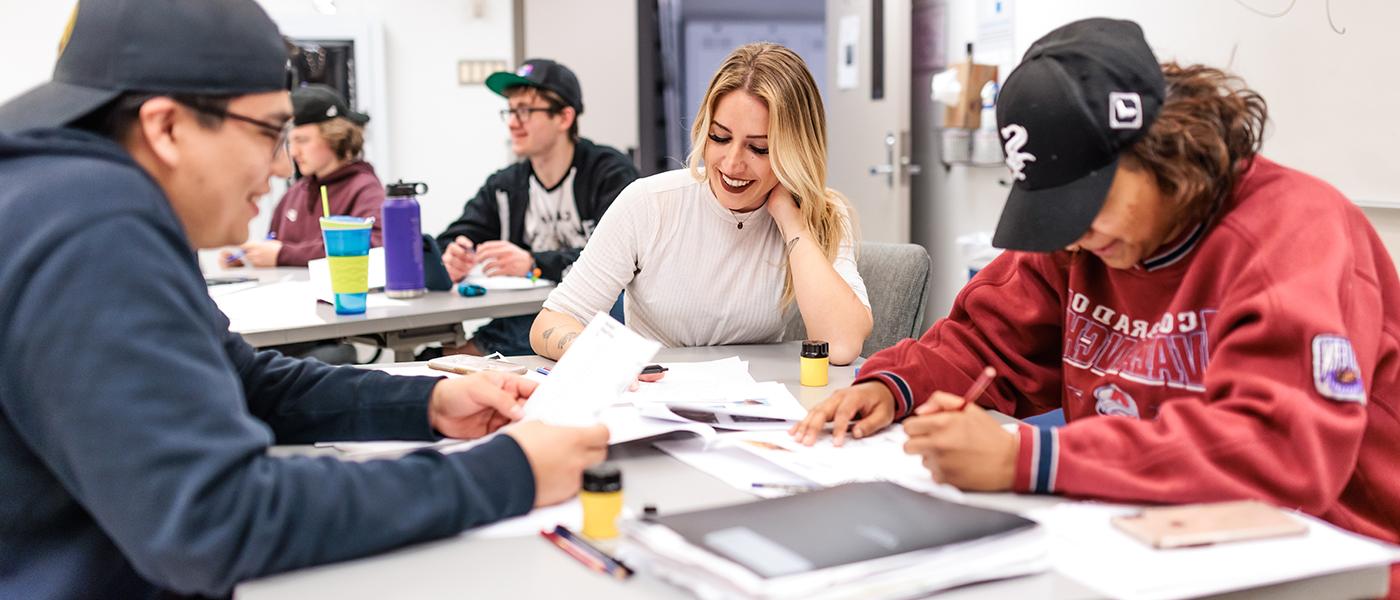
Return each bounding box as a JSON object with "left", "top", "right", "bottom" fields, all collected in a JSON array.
[{"left": 383, "top": 180, "right": 428, "bottom": 298}]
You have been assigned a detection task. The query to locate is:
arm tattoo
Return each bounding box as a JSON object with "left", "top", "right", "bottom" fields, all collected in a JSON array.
[
  {"left": 541, "top": 326, "right": 558, "bottom": 343},
  {"left": 558, "top": 332, "right": 579, "bottom": 351}
]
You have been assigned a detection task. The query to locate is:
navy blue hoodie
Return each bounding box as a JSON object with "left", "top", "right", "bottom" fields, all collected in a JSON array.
[{"left": 0, "top": 128, "right": 535, "bottom": 598}]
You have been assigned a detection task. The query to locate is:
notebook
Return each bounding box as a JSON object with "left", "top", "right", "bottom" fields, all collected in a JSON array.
[{"left": 621, "top": 481, "right": 1047, "bottom": 599}]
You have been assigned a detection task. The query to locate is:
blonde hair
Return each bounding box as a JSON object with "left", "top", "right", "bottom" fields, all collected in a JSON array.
[
  {"left": 687, "top": 42, "right": 856, "bottom": 308},
  {"left": 317, "top": 117, "right": 366, "bottom": 161}
]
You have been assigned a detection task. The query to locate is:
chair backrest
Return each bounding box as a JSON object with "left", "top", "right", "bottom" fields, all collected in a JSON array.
[{"left": 783, "top": 242, "right": 932, "bottom": 357}]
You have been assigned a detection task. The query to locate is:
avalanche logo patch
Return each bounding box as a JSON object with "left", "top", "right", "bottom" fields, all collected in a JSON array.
[
  {"left": 1313, "top": 334, "right": 1366, "bottom": 403},
  {"left": 1093, "top": 383, "right": 1140, "bottom": 418}
]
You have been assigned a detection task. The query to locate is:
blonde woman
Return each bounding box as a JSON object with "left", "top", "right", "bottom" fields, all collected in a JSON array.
[
  {"left": 223, "top": 84, "right": 385, "bottom": 266},
  {"left": 530, "top": 42, "right": 872, "bottom": 364}
]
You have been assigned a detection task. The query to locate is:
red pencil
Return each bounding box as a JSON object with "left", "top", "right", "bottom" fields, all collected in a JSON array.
[{"left": 956, "top": 366, "right": 998, "bottom": 411}]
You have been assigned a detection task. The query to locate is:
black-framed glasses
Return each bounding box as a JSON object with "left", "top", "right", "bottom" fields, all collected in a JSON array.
[
  {"left": 175, "top": 99, "right": 292, "bottom": 159},
  {"left": 499, "top": 106, "right": 556, "bottom": 123}
]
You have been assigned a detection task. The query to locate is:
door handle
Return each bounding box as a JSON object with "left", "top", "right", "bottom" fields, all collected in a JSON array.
[
  {"left": 868, "top": 132, "right": 922, "bottom": 186},
  {"left": 867, "top": 132, "right": 898, "bottom": 187}
]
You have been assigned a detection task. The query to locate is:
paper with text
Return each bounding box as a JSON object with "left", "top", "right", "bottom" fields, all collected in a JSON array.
[{"left": 524, "top": 313, "right": 660, "bottom": 427}]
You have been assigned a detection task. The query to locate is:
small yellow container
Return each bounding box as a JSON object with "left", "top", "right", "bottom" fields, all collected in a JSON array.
[
  {"left": 579, "top": 463, "right": 623, "bottom": 539},
  {"left": 800, "top": 340, "right": 830, "bottom": 387}
]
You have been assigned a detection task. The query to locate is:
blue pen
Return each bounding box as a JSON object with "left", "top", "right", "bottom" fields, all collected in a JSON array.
[
  {"left": 226, "top": 232, "right": 275, "bottom": 264},
  {"left": 536, "top": 367, "right": 551, "bottom": 376}
]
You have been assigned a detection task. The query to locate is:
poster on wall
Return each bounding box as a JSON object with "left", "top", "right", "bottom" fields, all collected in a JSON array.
[{"left": 837, "top": 14, "right": 860, "bottom": 90}]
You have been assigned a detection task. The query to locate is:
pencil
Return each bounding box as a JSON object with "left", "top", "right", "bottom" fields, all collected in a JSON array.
[{"left": 956, "top": 366, "right": 998, "bottom": 411}]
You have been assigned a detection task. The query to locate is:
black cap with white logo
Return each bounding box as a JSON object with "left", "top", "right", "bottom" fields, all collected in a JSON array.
[
  {"left": 292, "top": 84, "right": 369, "bottom": 126},
  {"left": 991, "top": 18, "right": 1165, "bottom": 252},
  {"left": 0, "top": 0, "right": 289, "bottom": 134},
  {"left": 485, "top": 59, "right": 584, "bottom": 115}
]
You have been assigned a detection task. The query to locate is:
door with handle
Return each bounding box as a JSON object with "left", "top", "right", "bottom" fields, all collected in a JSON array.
[{"left": 826, "top": 0, "right": 914, "bottom": 243}]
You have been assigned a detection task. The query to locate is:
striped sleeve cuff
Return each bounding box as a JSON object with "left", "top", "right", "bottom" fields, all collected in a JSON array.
[
  {"left": 854, "top": 371, "right": 916, "bottom": 420},
  {"left": 1012, "top": 424, "right": 1060, "bottom": 494}
]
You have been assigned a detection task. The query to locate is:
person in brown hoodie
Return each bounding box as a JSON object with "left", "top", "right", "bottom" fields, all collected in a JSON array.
[{"left": 223, "top": 84, "right": 384, "bottom": 266}]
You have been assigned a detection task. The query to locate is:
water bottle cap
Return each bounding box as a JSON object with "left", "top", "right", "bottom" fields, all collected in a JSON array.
[{"left": 386, "top": 180, "right": 429, "bottom": 197}]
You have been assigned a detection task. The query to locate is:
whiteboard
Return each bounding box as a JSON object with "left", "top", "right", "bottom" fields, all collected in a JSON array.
[{"left": 1001, "top": 0, "right": 1400, "bottom": 208}]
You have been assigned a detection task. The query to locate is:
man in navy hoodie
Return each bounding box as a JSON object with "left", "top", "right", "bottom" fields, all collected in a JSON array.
[{"left": 0, "top": 2, "right": 608, "bottom": 598}]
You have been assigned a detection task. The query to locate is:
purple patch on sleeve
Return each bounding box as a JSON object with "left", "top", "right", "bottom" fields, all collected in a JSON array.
[{"left": 1312, "top": 334, "right": 1366, "bottom": 403}]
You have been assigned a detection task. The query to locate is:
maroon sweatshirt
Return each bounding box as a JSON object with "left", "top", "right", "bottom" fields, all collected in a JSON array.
[
  {"left": 267, "top": 161, "right": 385, "bottom": 266},
  {"left": 860, "top": 158, "right": 1400, "bottom": 591}
]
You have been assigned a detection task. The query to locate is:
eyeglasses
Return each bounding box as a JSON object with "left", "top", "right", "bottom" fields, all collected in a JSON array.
[
  {"left": 499, "top": 105, "right": 556, "bottom": 123},
  {"left": 175, "top": 99, "right": 292, "bottom": 160}
]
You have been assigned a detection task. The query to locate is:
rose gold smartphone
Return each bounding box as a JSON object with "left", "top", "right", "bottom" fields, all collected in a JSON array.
[{"left": 1111, "top": 500, "right": 1308, "bottom": 549}]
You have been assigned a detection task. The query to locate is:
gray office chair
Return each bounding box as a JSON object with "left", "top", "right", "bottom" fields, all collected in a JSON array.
[{"left": 783, "top": 242, "right": 932, "bottom": 358}]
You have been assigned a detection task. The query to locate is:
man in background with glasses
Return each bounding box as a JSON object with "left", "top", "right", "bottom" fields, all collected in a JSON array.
[
  {"left": 432, "top": 59, "right": 638, "bottom": 358},
  {"left": 0, "top": 2, "right": 607, "bottom": 598}
]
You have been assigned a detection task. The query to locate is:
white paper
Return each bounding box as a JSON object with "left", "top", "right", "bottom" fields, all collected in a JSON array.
[
  {"left": 523, "top": 313, "right": 660, "bottom": 427},
  {"left": 727, "top": 429, "right": 963, "bottom": 501},
  {"left": 463, "top": 261, "right": 553, "bottom": 290},
  {"left": 837, "top": 15, "right": 860, "bottom": 90},
  {"left": 632, "top": 381, "right": 806, "bottom": 422},
  {"left": 601, "top": 405, "right": 716, "bottom": 445},
  {"left": 308, "top": 246, "right": 386, "bottom": 302},
  {"left": 654, "top": 437, "right": 818, "bottom": 499},
  {"left": 317, "top": 438, "right": 477, "bottom": 460},
  {"left": 1026, "top": 502, "right": 1400, "bottom": 600}
]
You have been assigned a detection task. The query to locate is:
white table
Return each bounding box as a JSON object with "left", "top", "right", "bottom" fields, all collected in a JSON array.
[
  {"left": 237, "top": 343, "right": 1390, "bottom": 599},
  {"left": 209, "top": 267, "right": 552, "bottom": 358}
]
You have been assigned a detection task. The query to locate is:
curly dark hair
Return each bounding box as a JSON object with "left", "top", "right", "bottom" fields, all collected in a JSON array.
[{"left": 1123, "top": 62, "right": 1269, "bottom": 224}]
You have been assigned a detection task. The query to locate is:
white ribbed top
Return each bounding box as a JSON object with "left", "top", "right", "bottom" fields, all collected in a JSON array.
[{"left": 544, "top": 169, "right": 869, "bottom": 347}]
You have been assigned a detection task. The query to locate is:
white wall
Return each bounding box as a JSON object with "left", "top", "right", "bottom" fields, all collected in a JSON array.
[
  {"left": 0, "top": 2, "right": 77, "bottom": 104},
  {"left": 931, "top": 0, "right": 1400, "bottom": 317},
  {"left": 0, "top": 0, "right": 514, "bottom": 239},
  {"left": 522, "top": 0, "right": 638, "bottom": 158},
  {"left": 258, "top": 0, "right": 515, "bottom": 237}
]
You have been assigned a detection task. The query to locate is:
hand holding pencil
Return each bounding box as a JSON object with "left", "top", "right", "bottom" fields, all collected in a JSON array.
[{"left": 900, "top": 366, "right": 1019, "bottom": 492}]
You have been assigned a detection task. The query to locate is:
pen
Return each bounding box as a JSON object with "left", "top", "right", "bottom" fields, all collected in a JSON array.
[
  {"left": 956, "top": 366, "right": 998, "bottom": 411},
  {"left": 553, "top": 525, "right": 632, "bottom": 579},
  {"left": 225, "top": 232, "right": 274, "bottom": 264},
  {"left": 539, "top": 529, "right": 611, "bottom": 576},
  {"left": 536, "top": 367, "right": 551, "bottom": 376},
  {"left": 751, "top": 482, "right": 821, "bottom": 493}
]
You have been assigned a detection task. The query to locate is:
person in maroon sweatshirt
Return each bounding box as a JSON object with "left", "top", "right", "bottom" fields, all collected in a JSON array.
[
  {"left": 222, "top": 84, "right": 384, "bottom": 266},
  {"left": 793, "top": 18, "right": 1400, "bottom": 592}
]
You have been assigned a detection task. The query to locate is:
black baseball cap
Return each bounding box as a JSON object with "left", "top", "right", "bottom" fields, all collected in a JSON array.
[
  {"left": 485, "top": 59, "right": 584, "bottom": 115},
  {"left": 0, "top": 0, "right": 288, "bottom": 134},
  {"left": 292, "top": 84, "right": 369, "bottom": 126},
  {"left": 991, "top": 18, "right": 1166, "bottom": 252}
]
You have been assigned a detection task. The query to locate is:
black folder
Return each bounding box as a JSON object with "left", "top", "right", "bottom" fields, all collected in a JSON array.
[{"left": 651, "top": 481, "right": 1037, "bottom": 578}]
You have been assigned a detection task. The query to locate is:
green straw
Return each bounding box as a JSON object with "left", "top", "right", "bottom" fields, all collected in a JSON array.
[{"left": 320, "top": 185, "right": 330, "bottom": 216}]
